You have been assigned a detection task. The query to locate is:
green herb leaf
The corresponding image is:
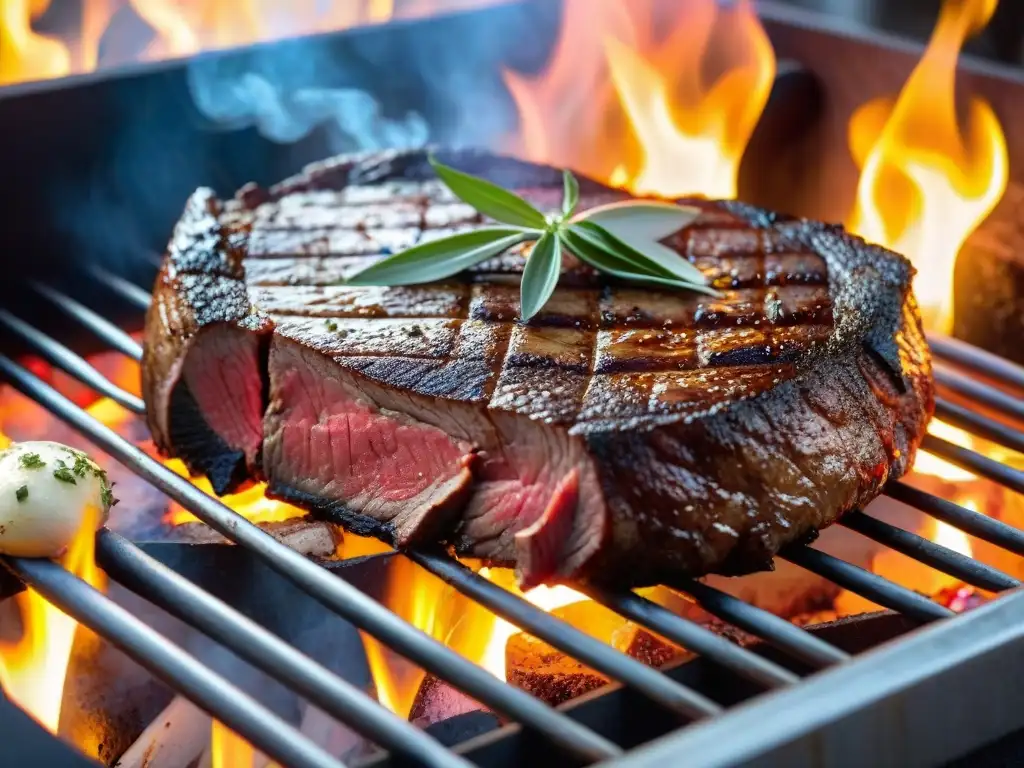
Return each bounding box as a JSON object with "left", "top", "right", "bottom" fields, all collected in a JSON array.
[
  {"left": 558, "top": 228, "right": 719, "bottom": 296},
  {"left": 562, "top": 170, "right": 579, "bottom": 218},
  {"left": 571, "top": 220, "right": 711, "bottom": 287},
  {"left": 53, "top": 465, "right": 77, "bottom": 485},
  {"left": 347, "top": 227, "right": 534, "bottom": 286},
  {"left": 15, "top": 485, "right": 27, "bottom": 503},
  {"left": 575, "top": 199, "right": 701, "bottom": 239},
  {"left": 18, "top": 452, "right": 45, "bottom": 469},
  {"left": 520, "top": 232, "right": 562, "bottom": 321},
  {"left": 429, "top": 156, "right": 548, "bottom": 229},
  {"left": 571, "top": 217, "right": 707, "bottom": 285}
]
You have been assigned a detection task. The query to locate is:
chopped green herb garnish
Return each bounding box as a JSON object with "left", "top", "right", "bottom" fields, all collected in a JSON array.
[
  {"left": 53, "top": 462, "right": 77, "bottom": 485},
  {"left": 18, "top": 452, "right": 45, "bottom": 469},
  {"left": 71, "top": 454, "right": 92, "bottom": 478},
  {"left": 100, "top": 483, "right": 117, "bottom": 509},
  {"left": 15, "top": 485, "right": 28, "bottom": 503},
  {"left": 325, "top": 319, "right": 339, "bottom": 332}
]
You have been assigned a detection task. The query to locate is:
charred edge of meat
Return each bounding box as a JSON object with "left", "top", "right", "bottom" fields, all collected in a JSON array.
[
  {"left": 167, "top": 381, "right": 250, "bottom": 495},
  {"left": 148, "top": 148, "right": 933, "bottom": 586},
  {"left": 261, "top": 146, "right": 621, "bottom": 203},
  {"left": 266, "top": 482, "right": 397, "bottom": 541}
]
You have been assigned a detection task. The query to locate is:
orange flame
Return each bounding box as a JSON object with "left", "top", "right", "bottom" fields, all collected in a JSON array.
[
  {"left": 360, "top": 558, "right": 585, "bottom": 718},
  {"left": 504, "top": 0, "right": 775, "bottom": 198},
  {"left": 0, "top": 504, "right": 105, "bottom": 733},
  {"left": 211, "top": 719, "right": 258, "bottom": 768},
  {"left": 604, "top": 0, "right": 775, "bottom": 198},
  {"left": 80, "top": 0, "right": 116, "bottom": 72},
  {"left": 847, "top": 0, "right": 1007, "bottom": 333},
  {"left": 503, "top": 0, "right": 638, "bottom": 182},
  {"left": 0, "top": 0, "right": 71, "bottom": 85},
  {"left": 162, "top": 458, "right": 306, "bottom": 526},
  {"left": 0, "top": 0, "right": 470, "bottom": 86}
]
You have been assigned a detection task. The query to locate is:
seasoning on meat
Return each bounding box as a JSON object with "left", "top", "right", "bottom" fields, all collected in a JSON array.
[{"left": 142, "top": 149, "right": 934, "bottom": 587}]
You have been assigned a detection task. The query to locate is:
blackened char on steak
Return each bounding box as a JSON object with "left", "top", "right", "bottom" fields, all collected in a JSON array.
[{"left": 142, "top": 149, "right": 933, "bottom": 587}]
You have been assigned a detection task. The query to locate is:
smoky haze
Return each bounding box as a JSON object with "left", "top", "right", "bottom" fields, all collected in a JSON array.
[{"left": 182, "top": 1, "right": 555, "bottom": 153}]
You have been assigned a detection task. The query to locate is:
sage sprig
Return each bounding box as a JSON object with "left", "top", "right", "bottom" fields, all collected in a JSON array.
[{"left": 346, "top": 156, "right": 716, "bottom": 320}]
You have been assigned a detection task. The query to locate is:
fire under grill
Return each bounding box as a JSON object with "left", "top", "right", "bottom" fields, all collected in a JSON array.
[{"left": 0, "top": 270, "right": 1022, "bottom": 766}]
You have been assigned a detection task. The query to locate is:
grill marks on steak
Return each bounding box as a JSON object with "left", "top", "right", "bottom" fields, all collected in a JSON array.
[{"left": 143, "top": 149, "right": 933, "bottom": 586}]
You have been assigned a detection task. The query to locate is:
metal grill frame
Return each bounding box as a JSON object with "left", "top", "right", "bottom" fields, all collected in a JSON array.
[{"left": 0, "top": 272, "right": 1023, "bottom": 768}]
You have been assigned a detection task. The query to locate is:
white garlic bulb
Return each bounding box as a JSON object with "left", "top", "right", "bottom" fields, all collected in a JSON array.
[{"left": 0, "top": 441, "right": 113, "bottom": 558}]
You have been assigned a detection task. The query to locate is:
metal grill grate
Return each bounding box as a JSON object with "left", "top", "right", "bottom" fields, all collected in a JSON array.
[{"left": 0, "top": 270, "right": 1023, "bottom": 768}]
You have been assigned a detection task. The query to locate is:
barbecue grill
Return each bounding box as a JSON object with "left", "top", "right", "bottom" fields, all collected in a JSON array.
[
  {"left": 0, "top": 272, "right": 1021, "bottom": 767},
  {"left": 2, "top": 2, "right": 1024, "bottom": 766}
]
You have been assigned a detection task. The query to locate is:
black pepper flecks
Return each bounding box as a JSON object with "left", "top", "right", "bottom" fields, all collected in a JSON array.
[{"left": 15, "top": 485, "right": 28, "bottom": 503}]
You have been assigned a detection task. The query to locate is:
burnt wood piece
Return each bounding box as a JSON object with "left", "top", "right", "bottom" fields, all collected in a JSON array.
[
  {"left": 505, "top": 620, "right": 694, "bottom": 707},
  {"left": 355, "top": 612, "right": 918, "bottom": 768},
  {"left": 143, "top": 147, "right": 932, "bottom": 588}
]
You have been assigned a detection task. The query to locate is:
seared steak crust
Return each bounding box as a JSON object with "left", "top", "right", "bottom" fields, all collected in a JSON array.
[{"left": 143, "top": 149, "right": 933, "bottom": 586}]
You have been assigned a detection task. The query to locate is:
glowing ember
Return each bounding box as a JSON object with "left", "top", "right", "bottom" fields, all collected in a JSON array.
[
  {"left": 476, "top": 569, "right": 587, "bottom": 682},
  {"left": 360, "top": 558, "right": 586, "bottom": 717},
  {"left": 847, "top": 0, "right": 1008, "bottom": 333},
  {"left": 0, "top": 503, "right": 105, "bottom": 733},
  {"left": 504, "top": 0, "right": 775, "bottom": 199}
]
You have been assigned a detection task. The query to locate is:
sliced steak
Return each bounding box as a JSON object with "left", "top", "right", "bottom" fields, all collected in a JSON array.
[{"left": 143, "top": 149, "right": 934, "bottom": 587}]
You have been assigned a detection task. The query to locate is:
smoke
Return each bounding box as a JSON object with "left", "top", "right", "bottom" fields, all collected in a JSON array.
[
  {"left": 182, "top": 1, "right": 551, "bottom": 153},
  {"left": 26, "top": 3, "right": 551, "bottom": 289},
  {"left": 186, "top": 55, "right": 429, "bottom": 151}
]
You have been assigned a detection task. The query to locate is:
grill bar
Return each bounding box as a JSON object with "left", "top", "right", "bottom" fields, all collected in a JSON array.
[
  {"left": 87, "top": 264, "right": 153, "bottom": 310},
  {"left": 935, "top": 398, "right": 1024, "bottom": 456},
  {"left": 921, "top": 434, "right": 1024, "bottom": 494},
  {"left": 780, "top": 546, "right": 954, "bottom": 622},
  {"left": 580, "top": 584, "right": 801, "bottom": 687},
  {"left": 2, "top": 557, "right": 345, "bottom": 768},
  {"left": 0, "top": 309, "right": 145, "bottom": 415},
  {"left": 928, "top": 333, "right": 1024, "bottom": 391},
  {"left": 839, "top": 510, "right": 1020, "bottom": 592},
  {"left": 3, "top": 271, "right": 1024, "bottom": 767},
  {"left": 671, "top": 579, "right": 850, "bottom": 669},
  {"left": 95, "top": 530, "right": 471, "bottom": 768},
  {"left": 409, "top": 552, "right": 723, "bottom": 719},
  {"left": 934, "top": 362, "right": 1024, "bottom": 423},
  {"left": 602, "top": 587, "right": 1024, "bottom": 768},
  {"left": 0, "top": 354, "right": 622, "bottom": 763},
  {"left": 31, "top": 282, "right": 144, "bottom": 361},
  {"left": 885, "top": 481, "right": 1024, "bottom": 555}
]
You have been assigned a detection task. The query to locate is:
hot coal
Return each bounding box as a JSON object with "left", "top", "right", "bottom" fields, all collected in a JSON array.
[{"left": 144, "top": 148, "right": 933, "bottom": 588}]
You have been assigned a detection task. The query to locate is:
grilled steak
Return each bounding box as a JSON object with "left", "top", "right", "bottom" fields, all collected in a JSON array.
[{"left": 143, "top": 149, "right": 934, "bottom": 587}]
